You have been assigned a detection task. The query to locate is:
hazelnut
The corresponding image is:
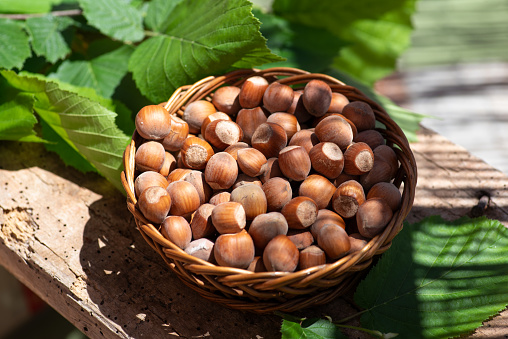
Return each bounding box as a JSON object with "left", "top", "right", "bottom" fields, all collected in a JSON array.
[
  {"left": 166, "top": 180, "right": 201, "bottom": 218},
  {"left": 266, "top": 112, "right": 300, "bottom": 140},
  {"left": 314, "top": 115, "right": 353, "bottom": 150},
  {"left": 262, "top": 177, "right": 292, "bottom": 212},
  {"left": 185, "top": 238, "right": 215, "bottom": 263},
  {"left": 247, "top": 256, "right": 267, "bottom": 272},
  {"left": 161, "top": 216, "right": 192, "bottom": 249},
  {"left": 333, "top": 172, "right": 359, "bottom": 187},
  {"left": 298, "top": 174, "right": 336, "bottom": 209},
  {"left": 135, "top": 105, "right": 171, "bottom": 140},
  {"left": 348, "top": 233, "right": 369, "bottom": 253},
  {"left": 289, "top": 129, "right": 320, "bottom": 153},
  {"left": 236, "top": 147, "right": 267, "bottom": 177},
  {"left": 353, "top": 130, "right": 385, "bottom": 150},
  {"left": 135, "top": 141, "right": 166, "bottom": 172},
  {"left": 138, "top": 186, "right": 171, "bottom": 224},
  {"left": 239, "top": 76, "right": 269, "bottom": 108},
  {"left": 230, "top": 184, "right": 267, "bottom": 220},
  {"left": 182, "top": 100, "right": 216, "bottom": 134},
  {"left": 214, "top": 230, "right": 255, "bottom": 268},
  {"left": 317, "top": 224, "right": 351, "bottom": 260},
  {"left": 327, "top": 92, "right": 350, "bottom": 113},
  {"left": 343, "top": 142, "right": 374, "bottom": 176},
  {"left": 223, "top": 142, "right": 249, "bottom": 160},
  {"left": 359, "top": 158, "right": 395, "bottom": 191},
  {"left": 204, "top": 119, "right": 244, "bottom": 150},
  {"left": 211, "top": 201, "right": 246, "bottom": 234},
  {"left": 332, "top": 180, "right": 366, "bottom": 219},
  {"left": 235, "top": 107, "right": 268, "bottom": 144},
  {"left": 161, "top": 115, "right": 189, "bottom": 152},
  {"left": 263, "top": 234, "right": 299, "bottom": 272},
  {"left": 209, "top": 191, "right": 231, "bottom": 205},
  {"left": 180, "top": 136, "right": 214, "bottom": 170},
  {"left": 341, "top": 101, "right": 376, "bottom": 132},
  {"left": 281, "top": 196, "right": 318, "bottom": 229},
  {"left": 248, "top": 212, "right": 288, "bottom": 250},
  {"left": 251, "top": 122, "right": 288, "bottom": 158},
  {"left": 190, "top": 203, "right": 216, "bottom": 239},
  {"left": 366, "top": 182, "right": 401, "bottom": 212},
  {"left": 308, "top": 142, "right": 344, "bottom": 179},
  {"left": 373, "top": 145, "right": 398, "bottom": 175},
  {"left": 258, "top": 157, "right": 284, "bottom": 183},
  {"left": 263, "top": 82, "right": 294, "bottom": 113},
  {"left": 167, "top": 168, "right": 193, "bottom": 183},
  {"left": 212, "top": 86, "right": 241, "bottom": 116},
  {"left": 183, "top": 170, "right": 213, "bottom": 205},
  {"left": 278, "top": 145, "right": 311, "bottom": 181},
  {"left": 159, "top": 151, "right": 177, "bottom": 177},
  {"left": 134, "top": 171, "right": 169, "bottom": 198},
  {"left": 232, "top": 173, "right": 263, "bottom": 190},
  {"left": 288, "top": 90, "right": 313, "bottom": 123},
  {"left": 310, "top": 209, "right": 345, "bottom": 240},
  {"left": 302, "top": 80, "right": 332, "bottom": 117},
  {"left": 286, "top": 229, "right": 314, "bottom": 250},
  {"left": 204, "top": 152, "right": 238, "bottom": 190},
  {"left": 356, "top": 198, "right": 393, "bottom": 238},
  {"left": 201, "top": 112, "right": 232, "bottom": 140},
  {"left": 299, "top": 245, "right": 326, "bottom": 270}
]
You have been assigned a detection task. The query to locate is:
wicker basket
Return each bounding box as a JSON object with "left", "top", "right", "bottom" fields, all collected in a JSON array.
[{"left": 120, "top": 67, "right": 417, "bottom": 313}]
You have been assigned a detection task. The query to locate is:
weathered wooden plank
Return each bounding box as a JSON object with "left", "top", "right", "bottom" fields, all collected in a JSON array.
[{"left": 1, "top": 125, "right": 508, "bottom": 338}]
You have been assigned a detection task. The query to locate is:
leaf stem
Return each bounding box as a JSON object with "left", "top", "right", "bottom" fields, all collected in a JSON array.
[
  {"left": 0, "top": 9, "right": 83, "bottom": 20},
  {"left": 334, "top": 309, "right": 368, "bottom": 324}
]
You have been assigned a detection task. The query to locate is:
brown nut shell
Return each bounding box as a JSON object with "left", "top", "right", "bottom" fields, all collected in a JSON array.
[
  {"left": 317, "top": 224, "right": 351, "bottom": 260},
  {"left": 190, "top": 203, "right": 216, "bottom": 239},
  {"left": 356, "top": 198, "right": 393, "bottom": 238},
  {"left": 263, "top": 82, "right": 294, "bottom": 113},
  {"left": 341, "top": 101, "right": 376, "bottom": 132},
  {"left": 298, "top": 174, "right": 336, "bottom": 210},
  {"left": 278, "top": 145, "right": 311, "bottom": 182},
  {"left": 165, "top": 181, "right": 201, "bottom": 218},
  {"left": 314, "top": 115, "right": 353, "bottom": 150},
  {"left": 236, "top": 147, "right": 267, "bottom": 177},
  {"left": 299, "top": 245, "right": 326, "bottom": 270},
  {"left": 327, "top": 92, "right": 350, "bottom": 113},
  {"left": 239, "top": 76, "right": 269, "bottom": 109},
  {"left": 248, "top": 212, "right": 288, "bottom": 250},
  {"left": 308, "top": 142, "right": 344, "bottom": 179},
  {"left": 135, "top": 141, "right": 165, "bottom": 172},
  {"left": 251, "top": 122, "right": 288, "bottom": 159},
  {"left": 212, "top": 86, "right": 241, "bottom": 116},
  {"left": 281, "top": 196, "right": 319, "bottom": 229},
  {"left": 161, "top": 216, "right": 192, "bottom": 249},
  {"left": 289, "top": 129, "right": 320, "bottom": 153},
  {"left": 182, "top": 100, "right": 216, "bottom": 133},
  {"left": 138, "top": 186, "right": 171, "bottom": 224},
  {"left": 180, "top": 136, "right": 214, "bottom": 170},
  {"left": 201, "top": 112, "right": 232, "bottom": 140},
  {"left": 235, "top": 107, "right": 268, "bottom": 144},
  {"left": 366, "top": 182, "right": 402, "bottom": 211},
  {"left": 262, "top": 177, "right": 292, "bottom": 212},
  {"left": 266, "top": 112, "right": 300, "bottom": 140},
  {"left": 162, "top": 115, "right": 189, "bottom": 152},
  {"left": 185, "top": 238, "right": 215, "bottom": 263},
  {"left": 214, "top": 230, "right": 255, "bottom": 268},
  {"left": 259, "top": 157, "right": 284, "bottom": 183},
  {"left": 332, "top": 180, "right": 366, "bottom": 219},
  {"left": 302, "top": 80, "right": 332, "bottom": 117},
  {"left": 204, "top": 152, "right": 238, "bottom": 190},
  {"left": 263, "top": 234, "right": 299, "bottom": 272},
  {"left": 211, "top": 201, "right": 246, "bottom": 234},
  {"left": 343, "top": 142, "right": 374, "bottom": 176},
  {"left": 135, "top": 105, "right": 171, "bottom": 140},
  {"left": 310, "top": 209, "right": 345, "bottom": 240},
  {"left": 209, "top": 191, "right": 231, "bottom": 205},
  {"left": 204, "top": 119, "right": 244, "bottom": 150},
  {"left": 353, "top": 129, "right": 385, "bottom": 150},
  {"left": 134, "top": 171, "right": 169, "bottom": 198},
  {"left": 230, "top": 184, "right": 267, "bottom": 221}
]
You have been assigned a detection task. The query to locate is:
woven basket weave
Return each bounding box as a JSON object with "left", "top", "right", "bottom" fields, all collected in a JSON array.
[{"left": 120, "top": 67, "right": 417, "bottom": 313}]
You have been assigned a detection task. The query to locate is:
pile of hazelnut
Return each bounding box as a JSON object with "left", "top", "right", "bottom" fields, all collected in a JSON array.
[{"left": 132, "top": 76, "right": 401, "bottom": 273}]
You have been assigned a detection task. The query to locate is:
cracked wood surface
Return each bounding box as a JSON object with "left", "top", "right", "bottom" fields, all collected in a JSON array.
[{"left": 1, "top": 126, "right": 508, "bottom": 338}]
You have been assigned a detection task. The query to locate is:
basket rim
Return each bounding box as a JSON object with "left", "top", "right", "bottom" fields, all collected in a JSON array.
[{"left": 120, "top": 66, "right": 417, "bottom": 311}]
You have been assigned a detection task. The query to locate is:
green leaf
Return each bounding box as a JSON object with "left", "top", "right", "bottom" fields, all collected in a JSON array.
[
  {"left": 144, "top": 0, "right": 183, "bottom": 32},
  {"left": 0, "top": 19, "right": 31, "bottom": 70},
  {"left": 130, "top": 0, "right": 284, "bottom": 103},
  {"left": 272, "top": 0, "right": 417, "bottom": 85},
  {"left": 50, "top": 44, "right": 134, "bottom": 98},
  {"left": 254, "top": 9, "right": 347, "bottom": 73},
  {"left": 355, "top": 216, "right": 508, "bottom": 339},
  {"left": 0, "top": 92, "right": 44, "bottom": 142},
  {"left": 40, "top": 118, "right": 97, "bottom": 172},
  {"left": 281, "top": 318, "right": 348, "bottom": 339},
  {"left": 25, "top": 15, "right": 72, "bottom": 63},
  {"left": 78, "top": 0, "right": 144, "bottom": 42},
  {"left": 0, "top": 0, "right": 63, "bottom": 13},
  {"left": 1, "top": 70, "right": 130, "bottom": 191}
]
